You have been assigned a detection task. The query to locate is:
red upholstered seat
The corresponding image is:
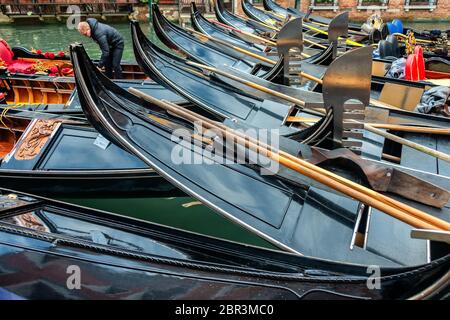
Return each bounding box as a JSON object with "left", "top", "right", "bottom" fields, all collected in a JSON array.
[
  {"left": 0, "top": 38, "right": 34, "bottom": 73},
  {"left": 7, "top": 60, "right": 34, "bottom": 74},
  {"left": 0, "top": 39, "right": 14, "bottom": 65}
]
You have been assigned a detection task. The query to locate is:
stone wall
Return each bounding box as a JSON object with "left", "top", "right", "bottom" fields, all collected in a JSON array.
[{"left": 235, "top": 0, "right": 450, "bottom": 21}]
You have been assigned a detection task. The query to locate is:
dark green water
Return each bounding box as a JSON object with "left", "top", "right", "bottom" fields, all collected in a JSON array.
[{"left": 59, "top": 195, "right": 276, "bottom": 249}]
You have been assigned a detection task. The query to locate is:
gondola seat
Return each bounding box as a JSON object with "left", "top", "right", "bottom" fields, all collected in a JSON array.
[{"left": 0, "top": 39, "right": 35, "bottom": 74}]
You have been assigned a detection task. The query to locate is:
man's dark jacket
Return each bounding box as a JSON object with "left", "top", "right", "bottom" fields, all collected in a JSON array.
[{"left": 86, "top": 18, "right": 124, "bottom": 68}]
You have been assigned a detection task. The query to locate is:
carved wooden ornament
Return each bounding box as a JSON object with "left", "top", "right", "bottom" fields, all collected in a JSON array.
[{"left": 14, "top": 119, "right": 60, "bottom": 161}]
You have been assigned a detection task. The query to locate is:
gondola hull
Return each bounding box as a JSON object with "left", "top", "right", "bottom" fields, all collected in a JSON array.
[
  {"left": 73, "top": 42, "right": 450, "bottom": 269},
  {"left": 214, "top": 0, "right": 275, "bottom": 35},
  {"left": 1, "top": 188, "right": 449, "bottom": 300},
  {"left": 152, "top": 5, "right": 275, "bottom": 77}
]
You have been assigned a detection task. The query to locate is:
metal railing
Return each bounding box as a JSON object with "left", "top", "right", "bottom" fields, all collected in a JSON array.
[
  {"left": 0, "top": 1, "right": 138, "bottom": 16},
  {"left": 404, "top": 0, "right": 437, "bottom": 11}
]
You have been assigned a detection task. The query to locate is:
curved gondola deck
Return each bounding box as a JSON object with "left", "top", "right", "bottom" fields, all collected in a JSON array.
[
  {"left": 72, "top": 42, "right": 450, "bottom": 275},
  {"left": 132, "top": 20, "right": 316, "bottom": 139},
  {"left": 152, "top": 5, "right": 277, "bottom": 78},
  {"left": 190, "top": 3, "right": 271, "bottom": 54},
  {"left": 132, "top": 19, "right": 450, "bottom": 182}
]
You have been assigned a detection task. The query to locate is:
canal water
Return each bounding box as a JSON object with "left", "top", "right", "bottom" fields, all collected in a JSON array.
[
  {"left": 0, "top": 20, "right": 449, "bottom": 249},
  {"left": 0, "top": 23, "right": 154, "bottom": 62},
  {"left": 2, "top": 21, "right": 449, "bottom": 62}
]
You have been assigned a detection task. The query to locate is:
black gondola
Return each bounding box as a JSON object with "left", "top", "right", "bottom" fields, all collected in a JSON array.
[
  {"left": 152, "top": 5, "right": 277, "bottom": 78},
  {"left": 214, "top": 0, "right": 275, "bottom": 35},
  {"left": 262, "top": 0, "right": 362, "bottom": 31},
  {"left": 190, "top": 3, "right": 330, "bottom": 58},
  {"left": 133, "top": 19, "right": 450, "bottom": 175},
  {"left": 132, "top": 20, "right": 325, "bottom": 140},
  {"left": 0, "top": 109, "right": 178, "bottom": 198},
  {"left": 241, "top": 0, "right": 284, "bottom": 28},
  {"left": 0, "top": 40, "right": 147, "bottom": 80},
  {"left": 190, "top": 3, "right": 270, "bottom": 54},
  {"left": 72, "top": 42, "right": 450, "bottom": 271},
  {"left": 187, "top": 4, "right": 447, "bottom": 117},
  {"left": 1, "top": 187, "right": 449, "bottom": 299},
  {"left": 153, "top": 5, "right": 333, "bottom": 77}
]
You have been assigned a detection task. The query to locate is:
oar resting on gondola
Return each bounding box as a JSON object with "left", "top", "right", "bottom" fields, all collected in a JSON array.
[
  {"left": 190, "top": 2, "right": 272, "bottom": 54},
  {"left": 132, "top": 19, "right": 450, "bottom": 180},
  {"left": 155, "top": 7, "right": 442, "bottom": 116},
  {"left": 186, "top": 60, "right": 450, "bottom": 164},
  {"left": 214, "top": 0, "right": 276, "bottom": 35},
  {"left": 1, "top": 187, "right": 449, "bottom": 300},
  {"left": 72, "top": 43, "right": 450, "bottom": 272}
]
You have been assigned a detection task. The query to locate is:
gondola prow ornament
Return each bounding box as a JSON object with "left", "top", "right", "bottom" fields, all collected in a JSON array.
[
  {"left": 276, "top": 17, "right": 303, "bottom": 86},
  {"left": 322, "top": 46, "right": 373, "bottom": 152},
  {"left": 327, "top": 11, "right": 349, "bottom": 60}
]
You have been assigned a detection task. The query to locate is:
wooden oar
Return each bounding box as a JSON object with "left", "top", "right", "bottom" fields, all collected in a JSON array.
[
  {"left": 242, "top": 11, "right": 363, "bottom": 47},
  {"left": 129, "top": 87, "right": 450, "bottom": 231},
  {"left": 213, "top": 19, "right": 325, "bottom": 51},
  {"left": 209, "top": 19, "right": 278, "bottom": 46},
  {"left": 185, "top": 27, "right": 312, "bottom": 59},
  {"left": 363, "top": 124, "right": 450, "bottom": 163},
  {"left": 303, "top": 19, "right": 368, "bottom": 37},
  {"left": 187, "top": 62, "right": 450, "bottom": 164},
  {"left": 182, "top": 32, "right": 369, "bottom": 105},
  {"left": 261, "top": 6, "right": 368, "bottom": 37},
  {"left": 236, "top": 12, "right": 280, "bottom": 31}
]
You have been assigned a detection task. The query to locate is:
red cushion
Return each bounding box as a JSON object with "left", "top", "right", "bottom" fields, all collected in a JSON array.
[
  {"left": 405, "top": 54, "right": 418, "bottom": 81},
  {"left": 0, "top": 39, "right": 14, "bottom": 65},
  {"left": 7, "top": 60, "right": 34, "bottom": 74},
  {"left": 414, "top": 46, "right": 425, "bottom": 80}
]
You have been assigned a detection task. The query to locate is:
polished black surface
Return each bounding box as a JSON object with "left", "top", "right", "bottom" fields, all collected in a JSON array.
[
  {"left": 1, "top": 188, "right": 448, "bottom": 299},
  {"left": 0, "top": 114, "right": 178, "bottom": 197},
  {"left": 191, "top": 2, "right": 333, "bottom": 67},
  {"left": 214, "top": 0, "right": 275, "bottom": 35},
  {"left": 241, "top": 0, "right": 284, "bottom": 26},
  {"left": 131, "top": 21, "right": 303, "bottom": 137},
  {"left": 72, "top": 43, "right": 450, "bottom": 269},
  {"left": 191, "top": 3, "right": 268, "bottom": 54},
  {"left": 152, "top": 5, "right": 274, "bottom": 77}
]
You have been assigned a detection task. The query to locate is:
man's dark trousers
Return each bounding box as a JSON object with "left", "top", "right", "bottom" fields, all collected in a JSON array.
[{"left": 105, "top": 44, "right": 124, "bottom": 79}]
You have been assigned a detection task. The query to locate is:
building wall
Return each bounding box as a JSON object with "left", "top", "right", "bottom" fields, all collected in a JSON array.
[{"left": 235, "top": 0, "right": 450, "bottom": 21}]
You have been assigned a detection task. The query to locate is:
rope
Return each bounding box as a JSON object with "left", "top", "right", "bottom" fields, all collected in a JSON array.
[{"left": 0, "top": 104, "right": 22, "bottom": 140}]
